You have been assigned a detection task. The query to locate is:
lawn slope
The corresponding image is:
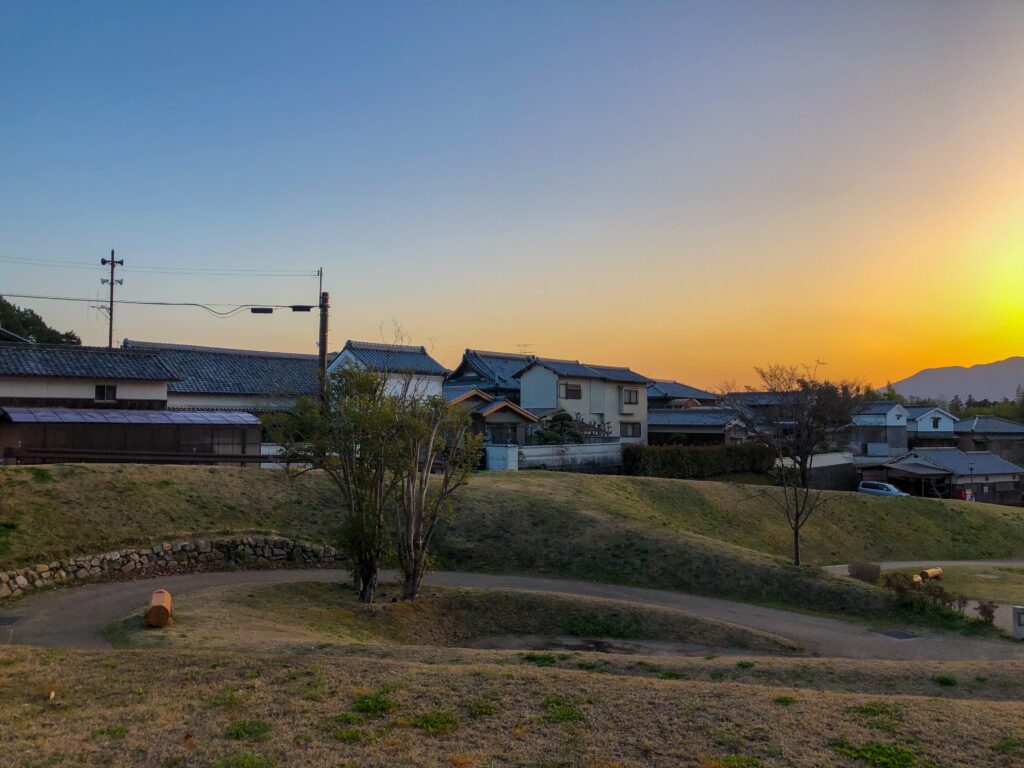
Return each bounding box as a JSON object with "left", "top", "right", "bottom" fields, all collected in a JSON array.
[{"left": 6, "top": 464, "right": 1024, "bottom": 617}]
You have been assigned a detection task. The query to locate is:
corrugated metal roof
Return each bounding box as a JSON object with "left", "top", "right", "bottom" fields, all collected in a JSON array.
[
  {"left": 648, "top": 408, "right": 737, "bottom": 427},
  {"left": 0, "top": 342, "right": 175, "bottom": 382},
  {"left": 340, "top": 340, "right": 448, "bottom": 376},
  {"left": 123, "top": 339, "right": 322, "bottom": 396},
  {"left": 955, "top": 415, "right": 1024, "bottom": 434},
  {"left": 648, "top": 380, "right": 717, "bottom": 401},
  {"left": 1, "top": 407, "right": 259, "bottom": 425}
]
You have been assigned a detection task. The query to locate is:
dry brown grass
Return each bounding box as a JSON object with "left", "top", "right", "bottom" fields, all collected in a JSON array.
[
  {"left": 100, "top": 583, "right": 798, "bottom": 655},
  {"left": 1, "top": 643, "right": 1022, "bottom": 767}
]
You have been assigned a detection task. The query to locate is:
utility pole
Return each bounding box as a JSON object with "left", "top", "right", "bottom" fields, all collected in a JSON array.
[
  {"left": 318, "top": 291, "right": 330, "bottom": 393},
  {"left": 100, "top": 249, "right": 124, "bottom": 347}
]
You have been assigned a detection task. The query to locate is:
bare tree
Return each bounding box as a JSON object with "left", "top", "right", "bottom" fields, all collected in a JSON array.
[
  {"left": 267, "top": 365, "right": 402, "bottom": 603},
  {"left": 394, "top": 396, "right": 483, "bottom": 599},
  {"left": 722, "top": 364, "right": 863, "bottom": 566}
]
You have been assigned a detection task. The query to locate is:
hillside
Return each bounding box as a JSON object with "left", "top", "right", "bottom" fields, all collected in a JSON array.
[
  {"left": 891, "top": 356, "right": 1024, "bottom": 401},
  {"left": 5, "top": 464, "right": 1024, "bottom": 616}
]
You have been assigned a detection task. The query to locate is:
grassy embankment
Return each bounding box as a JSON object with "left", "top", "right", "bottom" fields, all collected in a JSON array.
[{"left": 5, "top": 464, "right": 1024, "bottom": 618}]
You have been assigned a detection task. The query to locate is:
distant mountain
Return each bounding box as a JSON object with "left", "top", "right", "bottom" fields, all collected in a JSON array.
[{"left": 891, "top": 357, "right": 1024, "bottom": 402}]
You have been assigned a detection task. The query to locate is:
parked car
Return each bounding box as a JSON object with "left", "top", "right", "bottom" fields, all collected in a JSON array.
[{"left": 857, "top": 481, "right": 909, "bottom": 497}]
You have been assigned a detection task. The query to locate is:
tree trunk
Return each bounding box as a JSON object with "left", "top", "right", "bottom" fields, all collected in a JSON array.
[
  {"left": 401, "top": 567, "right": 421, "bottom": 601},
  {"left": 792, "top": 524, "right": 801, "bottom": 566},
  {"left": 358, "top": 569, "right": 378, "bottom": 606}
]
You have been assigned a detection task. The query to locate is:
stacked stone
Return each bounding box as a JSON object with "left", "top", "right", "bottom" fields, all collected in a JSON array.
[{"left": 0, "top": 536, "right": 339, "bottom": 601}]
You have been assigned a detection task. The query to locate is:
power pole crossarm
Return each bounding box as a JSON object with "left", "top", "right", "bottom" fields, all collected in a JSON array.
[{"left": 100, "top": 249, "right": 124, "bottom": 348}]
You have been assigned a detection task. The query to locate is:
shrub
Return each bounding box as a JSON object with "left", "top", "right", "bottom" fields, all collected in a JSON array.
[
  {"left": 829, "top": 739, "right": 916, "bottom": 767},
  {"left": 622, "top": 443, "right": 774, "bottom": 479},
  {"left": 848, "top": 562, "right": 882, "bottom": 584},
  {"left": 932, "top": 674, "right": 957, "bottom": 687},
  {"left": 976, "top": 600, "right": 997, "bottom": 624}
]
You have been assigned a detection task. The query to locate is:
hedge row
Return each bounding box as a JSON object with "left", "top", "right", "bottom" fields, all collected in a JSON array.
[{"left": 623, "top": 443, "right": 774, "bottom": 479}]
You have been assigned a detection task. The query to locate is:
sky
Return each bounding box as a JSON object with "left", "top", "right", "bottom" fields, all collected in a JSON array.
[{"left": 2, "top": 1, "right": 1023, "bottom": 389}]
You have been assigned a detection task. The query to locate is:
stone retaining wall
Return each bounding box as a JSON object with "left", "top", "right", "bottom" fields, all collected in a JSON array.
[{"left": 0, "top": 536, "right": 342, "bottom": 601}]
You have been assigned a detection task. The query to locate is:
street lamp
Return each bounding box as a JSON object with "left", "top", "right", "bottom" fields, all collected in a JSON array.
[{"left": 968, "top": 461, "right": 975, "bottom": 501}]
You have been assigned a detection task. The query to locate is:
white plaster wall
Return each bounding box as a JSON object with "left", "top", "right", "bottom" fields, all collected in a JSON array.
[{"left": 0, "top": 377, "right": 167, "bottom": 401}]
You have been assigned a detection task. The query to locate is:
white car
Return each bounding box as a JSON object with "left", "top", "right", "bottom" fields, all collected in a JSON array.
[{"left": 857, "top": 481, "right": 909, "bottom": 497}]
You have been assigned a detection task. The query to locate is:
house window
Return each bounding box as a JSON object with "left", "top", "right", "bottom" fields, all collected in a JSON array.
[
  {"left": 620, "top": 422, "right": 642, "bottom": 438},
  {"left": 623, "top": 388, "right": 639, "bottom": 405},
  {"left": 559, "top": 382, "right": 582, "bottom": 400},
  {"left": 931, "top": 417, "right": 940, "bottom": 429},
  {"left": 95, "top": 384, "right": 117, "bottom": 402}
]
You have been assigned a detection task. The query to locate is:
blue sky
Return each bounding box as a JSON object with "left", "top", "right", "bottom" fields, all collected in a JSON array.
[{"left": 3, "top": 1, "right": 1023, "bottom": 386}]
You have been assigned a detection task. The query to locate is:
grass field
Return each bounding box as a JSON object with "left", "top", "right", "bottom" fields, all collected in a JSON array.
[
  {"left": 102, "top": 582, "right": 798, "bottom": 654},
  {"left": 6, "top": 464, "right": 1024, "bottom": 618},
  {"left": 894, "top": 566, "right": 1024, "bottom": 607},
  {"left": 2, "top": 640, "right": 1023, "bottom": 767}
]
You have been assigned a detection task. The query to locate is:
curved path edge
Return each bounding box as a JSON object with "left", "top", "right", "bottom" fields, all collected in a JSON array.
[{"left": 1, "top": 569, "right": 1021, "bottom": 661}]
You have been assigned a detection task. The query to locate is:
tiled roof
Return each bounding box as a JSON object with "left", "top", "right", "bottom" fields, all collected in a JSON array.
[
  {"left": 648, "top": 380, "right": 717, "bottom": 401},
  {"left": 905, "top": 404, "right": 950, "bottom": 419},
  {"left": 448, "top": 349, "right": 534, "bottom": 392},
  {"left": 0, "top": 342, "right": 175, "bottom": 381},
  {"left": 726, "top": 391, "right": 785, "bottom": 407},
  {"left": 123, "top": 339, "right": 322, "bottom": 396},
  {"left": 519, "top": 357, "right": 649, "bottom": 384},
  {"left": 1, "top": 406, "right": 259, "bottom": 425},
  {"left": 648, "top": 408, "right": 738, "bottom": 427},
  {"left": 955, "top": 415, "right": 1024, "bottom": 435},
  {"left": 340, "top": 340, "right": 448, "bottom": 377},
  {"left": 855, "top": 401, "right": 903, "bottom": 415},
  {"left": 892, "top": 448, "right": 1024, "bottom": 477}
]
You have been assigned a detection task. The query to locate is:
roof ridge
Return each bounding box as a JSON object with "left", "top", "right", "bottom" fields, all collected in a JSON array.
[
  {"left": 345, "top": 340, "right": 427, "bottom": 353},
  {"left": 468, "top": 349, "right": 533, "bottom": 359},
  {"left": 124, "top": 339, "right": 320, "bottom": 359}
]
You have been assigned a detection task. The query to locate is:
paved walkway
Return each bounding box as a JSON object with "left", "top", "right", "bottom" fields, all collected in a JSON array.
[{"left": 1, "top": 569, "right": 1021, "bottom": 661}]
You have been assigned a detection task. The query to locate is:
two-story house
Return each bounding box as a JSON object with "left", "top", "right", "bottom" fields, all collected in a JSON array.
[
  {"left": 905, "top": 404, "right": 957, "bottom": 448},
  {"left": 515, "top": 357, "right": 650, "bottom": 444},
  {"left": 327, "top": 340, "right": 448, "bottom": 398},
  {"left": 850, "top": 401, "right": 909, "bottom": 458}
]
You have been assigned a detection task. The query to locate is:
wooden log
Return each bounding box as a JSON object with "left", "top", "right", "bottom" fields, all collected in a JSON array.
[
  {"left": 919, "top": 567, "right": 943, "bottom": 580},
  {"left": 145, "top": 589, "right": 173, "bottom": 628}
]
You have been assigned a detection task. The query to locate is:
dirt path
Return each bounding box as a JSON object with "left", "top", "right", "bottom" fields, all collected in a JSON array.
[{"left": 1, "top": 569, "right": 1021, "bottom": 660}]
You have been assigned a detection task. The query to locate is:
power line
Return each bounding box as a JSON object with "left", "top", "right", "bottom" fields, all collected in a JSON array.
[
  {"left": 0, "top": 256, "right": 319, "bottom": 277},
  {"left": 0, "top": 292, "right": 306, "bottom": 319}
]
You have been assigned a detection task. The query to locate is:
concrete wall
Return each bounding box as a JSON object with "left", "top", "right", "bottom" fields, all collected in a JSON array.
[
  {"left": 518, "top": 442, "right": 622, "bottom": 470},
  {"left": 485, "top": 444, "right": 519, "bottom": 470}
]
